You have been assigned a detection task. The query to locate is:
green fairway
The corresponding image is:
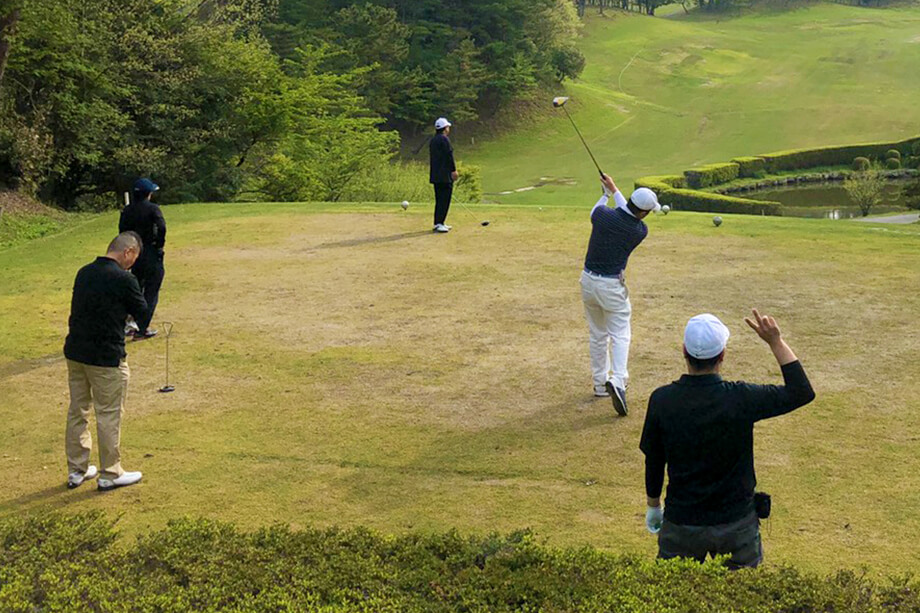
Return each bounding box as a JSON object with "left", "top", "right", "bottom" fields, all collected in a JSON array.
[
  {"left": 466, "top": 4, "right": 920, "bottom": 204},
  {"left": 1, "top": 202, "right": 919, "bottom": 574}
]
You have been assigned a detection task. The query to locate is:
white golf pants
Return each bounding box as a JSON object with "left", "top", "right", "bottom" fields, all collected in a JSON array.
[{"left": 580, "top": 270, "right": 631, "bottom": 391}]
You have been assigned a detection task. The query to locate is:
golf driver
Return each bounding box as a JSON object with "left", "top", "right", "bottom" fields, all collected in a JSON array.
[
  {"left": 553, "top": 96, "right": 604, "bottom": 178},
  {"left": 457, "top": 201, "right": 490, "bottom": 226},
  {"left": 158, "top": 321, "right": 175, "bottom": 393}
]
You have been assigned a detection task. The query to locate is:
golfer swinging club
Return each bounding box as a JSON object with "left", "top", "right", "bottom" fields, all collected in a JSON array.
[{"left": 581, "top": 173, "right": 660, "bottom": 415}]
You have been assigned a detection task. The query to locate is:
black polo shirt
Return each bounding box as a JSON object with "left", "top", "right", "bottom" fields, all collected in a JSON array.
[
  {"left": 640, "top": 361, "right": 815, "bottom": 526},
  {"left": 119, "top": 198, "right": 166, "bottom": 254},
  {"left": 429, "top": 133, "right": 456, "bottom": 184},
  {"left": 64, "top": 257, "right": 148, "bottom": 367}
]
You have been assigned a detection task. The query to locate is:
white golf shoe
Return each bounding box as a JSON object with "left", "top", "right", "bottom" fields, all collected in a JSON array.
[
  {"left": 67, "top": 465, "right": 98, "bottom": 489},
  {"left": 594, "top": 385, "right": 610, "bottom": 398},
  {"left": 97, "top": 471, "right": 143, "bottom": 492},
  {"left": 433, "top": 224, "right": 450, "bottom": 233}
]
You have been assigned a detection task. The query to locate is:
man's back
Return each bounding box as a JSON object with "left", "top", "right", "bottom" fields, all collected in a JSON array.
[
  {"left": 119, "top": 199, "right": 166, "bottom": 253},
  {"left": 641, "top": 361, "right": 814, "bottom": 526}
]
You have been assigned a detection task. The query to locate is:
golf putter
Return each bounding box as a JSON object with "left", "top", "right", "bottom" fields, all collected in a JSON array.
[
  {"left": 158, "top": 321, "right": 175, "bottom": 393},
  {"left": 553, "top": 97, "right": 604, "bottom": 178}
]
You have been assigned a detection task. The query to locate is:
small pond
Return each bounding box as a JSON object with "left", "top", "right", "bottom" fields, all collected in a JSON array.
[{"left": 742, "top": 180, "right": 911, "bottom": 219}]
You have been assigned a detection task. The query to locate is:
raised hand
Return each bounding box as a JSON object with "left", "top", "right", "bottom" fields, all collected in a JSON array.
[{"left": 744, "top": 308, "right": 782, "bottom": 345}]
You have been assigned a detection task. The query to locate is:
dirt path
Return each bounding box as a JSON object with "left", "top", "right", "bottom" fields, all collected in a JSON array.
[{"left": 853, "top": 212, "right": 919, "bottom": 224}]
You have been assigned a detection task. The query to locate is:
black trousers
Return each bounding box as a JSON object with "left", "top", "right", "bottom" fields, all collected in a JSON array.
[
  {"left": 657, "top": 511, "right": 762, "bottom": 570},
  {"left": 433, "top": 182, "right": 453, "bottom": 226},
  {"left": 132, "top": 252, "right": 165, "bottom": 333}
]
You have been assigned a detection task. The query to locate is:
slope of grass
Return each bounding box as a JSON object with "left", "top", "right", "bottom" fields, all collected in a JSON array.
[
  {"left": 465, "top": 4, "right": 920, "bottom": 204},
  {"left": 1, "top": 201, "right": 918, "bottom": 575}
]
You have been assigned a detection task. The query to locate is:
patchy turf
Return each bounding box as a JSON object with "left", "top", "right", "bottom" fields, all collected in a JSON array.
[
  {"left": 1, "top": 201, "right": 918, "bottom": 575},
  {"left": 466, "top": 4, "right": 920, "bottom": 204}
]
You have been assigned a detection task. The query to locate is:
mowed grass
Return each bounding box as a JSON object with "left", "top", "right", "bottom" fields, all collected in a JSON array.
[
  {"left": 1, "top": 202, "right": 919, "bottom": 574},
  {"left": 467, "top": 3, "right": 920, "bottom": 203}
]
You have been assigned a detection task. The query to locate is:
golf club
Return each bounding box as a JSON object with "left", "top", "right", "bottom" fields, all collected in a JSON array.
[
  {"left": 456, "top": 201, "right": 490, "bottom": 226},
  {"left": 552, "top": 96, "right": 604, "bottom": 178},
  {"left": 158, "top": 321, "right": 175, "bottom": 393}
]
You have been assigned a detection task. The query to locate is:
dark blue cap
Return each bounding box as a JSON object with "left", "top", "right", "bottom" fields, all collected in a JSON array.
[{"left": 133, "top": 178, "right": 159, "bottom": 193}]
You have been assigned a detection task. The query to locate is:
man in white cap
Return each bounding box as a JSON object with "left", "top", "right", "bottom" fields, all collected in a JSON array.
[
  {"left": 581, "top": 172, "right": 660, "bottom": 414},
  {"left": 429, "top": 117, "right": 458, "bottom": 233},
  {"left": 639, "top": 309, "right": 815, "bottom": 569}
]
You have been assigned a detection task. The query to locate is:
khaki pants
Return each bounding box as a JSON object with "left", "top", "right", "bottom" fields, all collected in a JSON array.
[{"left": 65, "top": 359, "right": 130, "bottom": 480}]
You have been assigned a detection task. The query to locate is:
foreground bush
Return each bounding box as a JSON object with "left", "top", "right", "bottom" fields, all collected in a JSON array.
[{"left": 1, "top": 513, "right": 918, "bottom": 612}]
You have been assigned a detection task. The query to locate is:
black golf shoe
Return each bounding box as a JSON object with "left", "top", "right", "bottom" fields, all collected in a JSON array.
[{"left": 605, "top": 381, "right": 628, "bottom": 417}]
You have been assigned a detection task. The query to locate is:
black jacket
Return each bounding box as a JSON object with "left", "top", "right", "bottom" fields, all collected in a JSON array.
[
  {"left": 119, "top": 198, "right": 167, "bottom": 255},
  {"left": 429, "top": 133, "right": 456, "bottom": 184},
  {"left": 640, "top": 361, "right": 815, "bottom": 526},
  {"left": 63, "top": 257, "right": 148, "bottom": 367}
]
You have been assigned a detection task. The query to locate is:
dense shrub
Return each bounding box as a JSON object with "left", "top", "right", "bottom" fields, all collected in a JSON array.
[
  {"left": 683, "top": 162, "right": 740, "bottom": 188},
  {"left": 913, "top": 141, "right": 920, "bottom": 156},
  {"left": 758, "top": 137, "right": 920, "bottom": 173},
  {"left": 633, "top": 174, "right": 687, "bottom": 193},
  {"left": 1, "top": 513, "right": 919, "bottom": 612},
  {"left": 661, "top": 189, "right": 782, "bottom": 215},
  {"left": 853, "top": 156, "right": 871, "bottom": 171},
  {"left": 731, "top": 156, "right": 766, "bottom": 178},
  {"left": 886, "top": 157, "right": 901, "bottom": 169},
  {"left": 339, "top": 161, "right": 482, "bottom": 204},
  {"left": 886, "top": 148, "right": 901, "bottom": 160},
  {"left": 907, "top": 156, "right": 920, "bottom": 170}
]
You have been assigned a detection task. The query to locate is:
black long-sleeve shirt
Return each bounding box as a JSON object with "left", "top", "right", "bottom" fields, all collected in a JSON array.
[
  {"left": 640, "top": 361, "right": 815, "bottom": 526},
  {"left": 429, "top": 133, "right": 456, "bottom": 184},
  {"left": 63, "top": 257, "right": 148, "bottom": 367},
  {"left": 119, "top": 198, "right": 166, "bottom": 253}
]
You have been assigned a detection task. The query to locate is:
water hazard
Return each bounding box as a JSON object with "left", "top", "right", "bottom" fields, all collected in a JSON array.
[{"left": 744, "top": 181, "right": 911, "bottom": 219}]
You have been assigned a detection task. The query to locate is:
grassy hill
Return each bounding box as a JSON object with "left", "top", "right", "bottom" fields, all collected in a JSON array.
[
  {"left": 1, "top": 202, "right": 918, "bottom": 575},
  {"left": 465, "top": 3, "right": 920, "bottom": 204}
]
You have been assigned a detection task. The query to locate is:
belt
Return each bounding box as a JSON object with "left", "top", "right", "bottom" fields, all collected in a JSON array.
[{"left": 583, "top": 268, "right": 625, "bottom": 281}]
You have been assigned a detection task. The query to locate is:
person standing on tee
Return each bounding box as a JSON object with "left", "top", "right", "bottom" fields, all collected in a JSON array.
[
  {"left": 581, "top": 172, "right": 660, "bottom": 415},
  {"left": 119, "top": 178, "right": 166, "bottom": 339},
  {"left": 429, "top": 117, "right": 458, "bottom": 233}
]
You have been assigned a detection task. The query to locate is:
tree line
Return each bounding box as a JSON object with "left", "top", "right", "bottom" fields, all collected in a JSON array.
[{"left": 0, "top": 0, "right": 584, "bottom": 207}]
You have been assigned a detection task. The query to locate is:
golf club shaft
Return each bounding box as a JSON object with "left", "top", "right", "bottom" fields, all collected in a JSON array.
[
  {"left": 563, "top": 107, "right": 604, "bottom": 178},
  {"left": 457, "top": 201, "right": 484, "bottom": 224}
]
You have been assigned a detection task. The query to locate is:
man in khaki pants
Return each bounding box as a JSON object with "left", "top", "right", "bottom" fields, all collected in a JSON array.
[{"left": 64, "top": 232, "right": 148, "bottom": 491}]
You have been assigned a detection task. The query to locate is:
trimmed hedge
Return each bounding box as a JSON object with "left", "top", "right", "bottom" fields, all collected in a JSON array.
[
  {"left": 633, "top": 174, "right": 687, "bottom": 192},
  {"left": 684, "top": 162, "right": 740, "bottom": 188},
  {"left": 886, "top": 157, "right": 901, "bottom": 170},
  {"left": 886, "top": 148, "right": 901, "bottom": 160},
  {"left": 1, "top": 513, "right": 918, "bottom": 612},
  {"left": 731, "top": 156, "right": 766, "bottom": 178},
  {"left": 853, "top": 156, "right": 871, "bottom": 171},
  {"left": 662, "top": 188, "right": 782, "bottom": 215},
  {"left": 758, "top": 136, "right": 920, "bottom": 173}
]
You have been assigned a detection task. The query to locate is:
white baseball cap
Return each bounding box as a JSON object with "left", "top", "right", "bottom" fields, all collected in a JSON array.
[
  {"left": 630, "top": 187, "right": 661, "bottom": 213},
  {"left": 434, "top": 117, "right": 451, "bottom": 130},
  {"left": 684, "top": 313, "right": 730, "bottom": 359}
]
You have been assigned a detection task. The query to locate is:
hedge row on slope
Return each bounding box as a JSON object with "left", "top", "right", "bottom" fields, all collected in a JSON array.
[
  {"left": 635, "top": 135, "right": 920, "bottom": 216},
  {"left": 1, "top": 513, "right": 918, "bottom": 612}
]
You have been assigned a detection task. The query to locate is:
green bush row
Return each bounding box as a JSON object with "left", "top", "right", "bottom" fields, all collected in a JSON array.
[
  {"left": 684, "top": 162, "right": 740, "bottom": 189},
  {"left": 635, "top": 135, "right": 920, "bottom": 215},
  {"left": 731, "top": 156, "right": 767, "bottom": 177},
  {"left": 634, "top": 176, "right": 782, "bottom": 216},
  {"left": 758, "top": 136, "right": 920, "bottom": 173},
  {"left": 1, "top": 513, "right": 918, "bottom": 612},
  {"left": 664, "top": 189, "right": 783, "bottom": 215}
]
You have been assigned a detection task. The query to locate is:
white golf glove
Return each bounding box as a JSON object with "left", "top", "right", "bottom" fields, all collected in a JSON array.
[{"left": 645, "top": 506, "right": 664, "bottom": 534}]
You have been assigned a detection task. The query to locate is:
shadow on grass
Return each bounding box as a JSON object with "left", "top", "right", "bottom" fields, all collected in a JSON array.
[
  {"left": 0, "top": 483, "right": 98, "bottom": 515},
  {"left": 0, "top": 354, "right": 63, "bottom": 380},
  {"left": 315, "top": 230, "right": 432, "bottom": 250}
]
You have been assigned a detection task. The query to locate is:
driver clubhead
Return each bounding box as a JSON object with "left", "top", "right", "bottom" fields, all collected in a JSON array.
[
  {"left": 158, "top": 385, "right": 175, "bottom": 393},
  {"left": 481, "top": 221, "right": 490, "bottom": 226}
]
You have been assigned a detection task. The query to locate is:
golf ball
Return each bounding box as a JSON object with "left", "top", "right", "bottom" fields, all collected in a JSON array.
[
  {"left": 401, "top": 201, "right": 409, "bottom": 210},
  {"left": 661, "top": 205, "right": 670, "bottom": 215},
  {"left": 713, "top": 216, "right": 723, "bottom": 227}
]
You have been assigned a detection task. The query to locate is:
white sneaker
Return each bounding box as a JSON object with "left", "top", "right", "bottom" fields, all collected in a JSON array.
[
  {"left": 443, "top": 224, "right": 452, "bottom": 230},
  {"left": 67, "top": 465, "right": 98, "bottom": 489},
  {"left": 433, "top": 224, "right": 450, "bottom": 233},
  {"left": 125, "top": 319, "right": 139, "bottom": 336},
  {"left": 97, "top": 471, "right": 143, "bottom": 492},
  {"left": 594, "top": 386, "right": 610, "bottom": 398}
]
